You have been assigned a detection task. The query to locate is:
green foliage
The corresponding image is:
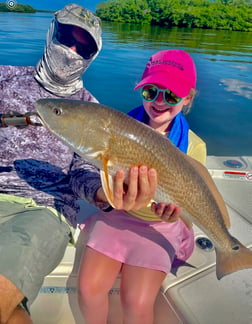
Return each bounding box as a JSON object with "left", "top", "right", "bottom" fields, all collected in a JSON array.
[
  {"left": 97, "top": 0, "right": 152, "bottom": 23},
  {"left": 0, "top": 2, "right": 36, "bottom": 13},
  {"left": 96, "top": 0, "right": 252, "bottom": 31}
]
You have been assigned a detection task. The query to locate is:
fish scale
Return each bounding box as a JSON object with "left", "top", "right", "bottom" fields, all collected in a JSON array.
[{"left": 35, "top": 98, "right": 252, "bottom": 280}]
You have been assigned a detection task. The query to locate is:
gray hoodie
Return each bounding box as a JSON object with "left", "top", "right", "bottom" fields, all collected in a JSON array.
[{"left": 0, "top": 5, "right": 106, "bottom": 227}]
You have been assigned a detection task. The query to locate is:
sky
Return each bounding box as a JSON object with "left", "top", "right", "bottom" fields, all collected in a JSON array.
[{"left": 12, "top": 0, "right": 102, "bottom": 11}]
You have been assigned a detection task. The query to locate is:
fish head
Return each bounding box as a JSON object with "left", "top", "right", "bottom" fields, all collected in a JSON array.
[{"left": 35, "top": 98, "right": 111, "bottom": 164}]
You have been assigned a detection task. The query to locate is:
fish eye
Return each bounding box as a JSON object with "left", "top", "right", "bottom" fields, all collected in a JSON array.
[{"left": 53, "top": 108, "right": 62, "bottom": 116}]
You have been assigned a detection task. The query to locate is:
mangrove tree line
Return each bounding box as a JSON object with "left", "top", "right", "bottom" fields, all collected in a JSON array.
[
  {"left": 0, "top": 2, "right": 35, "bottom": 12},
  {"left": 96, "top": 0, "right": 252, "bottom": 31}
]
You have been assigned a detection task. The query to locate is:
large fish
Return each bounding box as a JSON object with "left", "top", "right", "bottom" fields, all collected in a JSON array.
[{"left": 35, "top": 98, "right": 252, "bottom": 280}]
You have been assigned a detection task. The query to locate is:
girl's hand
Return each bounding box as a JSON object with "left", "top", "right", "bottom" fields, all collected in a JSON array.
[
  {"left": 151, "top": 202, "right": 181, "bottom": 222},
  {"left": 96, "top": 165, "right": 158, "bottom": 211},
  {"left": 113, "top": 165, "right": 157, "bottom": 210}
]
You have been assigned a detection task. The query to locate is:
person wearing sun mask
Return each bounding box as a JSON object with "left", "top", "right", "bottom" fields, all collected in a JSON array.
[{"left": 0, "top": 4, "right": 102, "bottom": 323}]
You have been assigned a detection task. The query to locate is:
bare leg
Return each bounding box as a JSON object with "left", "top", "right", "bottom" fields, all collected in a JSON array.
[
  {"left": 78, "top": 247, "right": 122, "bottom": 324},
  {"left": 0, "top": 274, "right": 32, "bottom": 324},
  {"left": 120, "top": 265, "right": 166, "bottom": 324},
  {"left": 6, "top": 305, "right": 32, "bottom": 324}
]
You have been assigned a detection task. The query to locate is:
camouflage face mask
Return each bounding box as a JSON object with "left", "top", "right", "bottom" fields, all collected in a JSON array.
[{"left": 34, "top": 4, "right": 102, "bottom": 96}]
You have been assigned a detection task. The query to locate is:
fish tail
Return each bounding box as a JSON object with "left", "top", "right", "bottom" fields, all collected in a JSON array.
[{"left": 216, "top": 238, "right": 252, "bottom": 280}]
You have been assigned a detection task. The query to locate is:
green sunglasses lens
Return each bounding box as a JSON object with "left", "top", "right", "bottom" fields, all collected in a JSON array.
[
  {"left": 142, "top": 86, "right": 158, "bottom": 101},
  {"left": 164, "top": 89, "right": 182, "bottom": 105},
  {"left": 141, "top": 85, "right": 182, "bottom": 105}
]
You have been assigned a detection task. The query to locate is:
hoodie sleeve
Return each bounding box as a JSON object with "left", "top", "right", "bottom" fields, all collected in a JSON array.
[
  {"left": 69, "top": 153, "right": 110, "bottom": 210},
  {"left": 0, "top": 65, "right": 15, "bottom": 81}
]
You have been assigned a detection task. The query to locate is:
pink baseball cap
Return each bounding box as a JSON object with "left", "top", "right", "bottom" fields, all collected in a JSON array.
[{"left": 134, "top": 49, "right": 197, "bottom": 97}]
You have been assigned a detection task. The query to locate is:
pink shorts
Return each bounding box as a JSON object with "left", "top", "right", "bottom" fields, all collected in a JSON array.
[{"left": 82, "top": 210, "right": 194, "bottom": 273}]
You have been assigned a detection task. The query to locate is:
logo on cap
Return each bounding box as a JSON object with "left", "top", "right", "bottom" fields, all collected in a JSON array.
[{"left": 148, "top": 59, "right": 184, "bottom": 71}]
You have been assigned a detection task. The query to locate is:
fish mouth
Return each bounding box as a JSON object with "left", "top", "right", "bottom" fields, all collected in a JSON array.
[
  {"left": 29, "top": 112, "right": 44, "bottom": 126},
  {"left": 34, "top": 109, "right": 46, "bottom": 126}
]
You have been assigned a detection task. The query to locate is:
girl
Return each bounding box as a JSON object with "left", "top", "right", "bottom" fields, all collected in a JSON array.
[{"left": 77, "top": 49, "right": 206, "bottom": 324}]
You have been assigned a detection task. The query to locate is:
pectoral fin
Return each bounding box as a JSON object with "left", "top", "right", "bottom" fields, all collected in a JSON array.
[{"left": 99, "top": 154, "right": 115, "bottom": 208}]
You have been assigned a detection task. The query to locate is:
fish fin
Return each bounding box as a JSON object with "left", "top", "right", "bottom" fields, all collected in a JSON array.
[
  {"left": 99, "top": 155, "right": 115, "bottom": 208},
  {"left": 216, "top": 238, "right": 252, "bottom": 280},
  {"left": 171, "top": 260, "right": 196, "bottom": 276},
  {"left": 184, "top": 154, "right": 231, "bottom": 228},
  {"left": 100, "top": 170, "right": 115, "bottom": 207}
]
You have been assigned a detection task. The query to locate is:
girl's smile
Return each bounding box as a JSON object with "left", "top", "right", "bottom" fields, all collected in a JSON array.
[
  {"left": 143, "top": 94, "right": 191, "bottom": 133},
  {"left": 151, "top": 104, "right": 171, "bottom": 114}
]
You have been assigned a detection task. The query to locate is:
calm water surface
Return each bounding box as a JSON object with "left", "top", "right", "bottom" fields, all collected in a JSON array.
[{"left": 1, "top": 12, "right": 252, "bottom": 156}]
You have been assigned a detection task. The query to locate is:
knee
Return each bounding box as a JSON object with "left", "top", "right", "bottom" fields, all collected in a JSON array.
[
  {"left": 78, "top": 278, "right": 101, "bottom": 305},
  {"left": 121, "top": 290, "right": 153, "bottom": 315},
  {"left": 78, "top": 284, "right": 90, "bottom": 304}
]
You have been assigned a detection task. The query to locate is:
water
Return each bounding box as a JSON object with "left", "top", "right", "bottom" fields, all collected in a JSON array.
[{"left": 1, "top": 12, "right": 252, "bottom": 156}]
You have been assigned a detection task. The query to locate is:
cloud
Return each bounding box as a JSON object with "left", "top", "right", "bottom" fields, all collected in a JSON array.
[{"left": 220, "top": 78, "right": 252, "bottom": 100}]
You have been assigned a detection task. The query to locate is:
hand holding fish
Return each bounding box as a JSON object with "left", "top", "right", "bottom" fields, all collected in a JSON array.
[
  {"left": 113, "top": 165, "right": 157, "bottom": 210},
  {"left": 98, "top": 165, "right": 183, "bottom": 222},
  {"left": 96, "top": 165, "right": 158, "bottom": 211}
]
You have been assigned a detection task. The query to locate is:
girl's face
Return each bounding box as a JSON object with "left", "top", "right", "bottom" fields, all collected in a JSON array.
[{"left": 142, "top": 87, "right": 191, "bottom": 133}]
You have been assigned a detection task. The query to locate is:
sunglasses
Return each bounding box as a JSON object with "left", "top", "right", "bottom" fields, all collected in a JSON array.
[
  {"left": 54, "top": 22, "right": 97, "bottom": 60},
  {"left": 141, "top": 84, "right": 183, "bottom": 106}
]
